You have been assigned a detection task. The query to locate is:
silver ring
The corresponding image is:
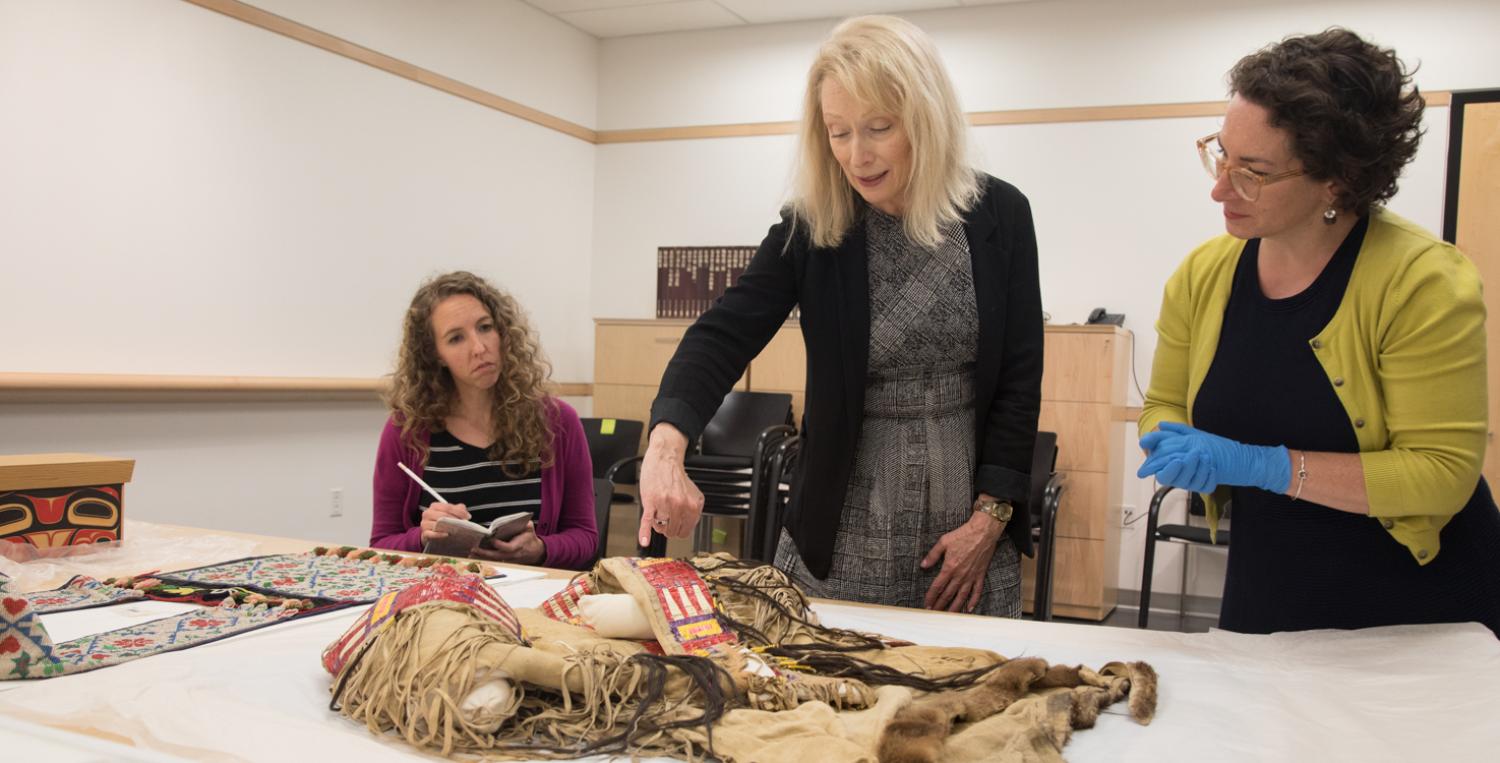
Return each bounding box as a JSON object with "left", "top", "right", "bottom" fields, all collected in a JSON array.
[{"left": 653, "top": 518, "right": 669, "bottom": 526}]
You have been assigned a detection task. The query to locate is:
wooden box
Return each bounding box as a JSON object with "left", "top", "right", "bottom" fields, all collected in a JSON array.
[{"left": 0, "top": 454, "right": 135, "bottom": 549}]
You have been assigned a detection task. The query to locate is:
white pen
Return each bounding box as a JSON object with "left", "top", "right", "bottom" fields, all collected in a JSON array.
[{"left": 397, "top": 462, "right": 448, "bottom": 504}]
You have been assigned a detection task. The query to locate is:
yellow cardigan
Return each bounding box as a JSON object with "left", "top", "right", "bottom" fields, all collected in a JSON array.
[{"left": 1140, "top": 209, "right": 1489, "bottom": 565}]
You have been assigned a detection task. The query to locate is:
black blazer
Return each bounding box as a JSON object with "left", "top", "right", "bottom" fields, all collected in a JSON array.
[{"left": 651, "top": 173, "right": 1044, "bottom": 579}]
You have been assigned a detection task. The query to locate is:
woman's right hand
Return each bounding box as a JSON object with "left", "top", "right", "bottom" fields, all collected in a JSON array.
[
  {"left": 419, "top": 502, "right": 470, "bottom": 543},
  {"left": 637, "top": 424, "right": 704, "bottom": 546}
]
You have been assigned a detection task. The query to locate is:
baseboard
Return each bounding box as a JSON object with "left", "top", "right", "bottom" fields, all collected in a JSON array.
[{"left": 1115, "top": 589, "right": 1222, "bottom": 620}]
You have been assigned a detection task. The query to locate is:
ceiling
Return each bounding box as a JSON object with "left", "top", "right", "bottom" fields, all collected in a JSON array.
[{"left": 521, "top": 0, "right": 1038, "bottom": 38}]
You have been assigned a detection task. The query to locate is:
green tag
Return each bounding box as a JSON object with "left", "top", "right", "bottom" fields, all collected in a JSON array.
[
  {"left": 601, "top": 418, "right": 616, "bottom": 435},
  {"left": 712, "top": 528, "right": 727, "bottom": 545}
]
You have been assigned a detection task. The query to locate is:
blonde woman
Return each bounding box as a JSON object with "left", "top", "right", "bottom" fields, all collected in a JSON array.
[
  {"left": 639, "top": 16, "right": 1043, "bottom": 616},
  {"left": 371, "top": 271, "right": 597, "bottom": 570}
]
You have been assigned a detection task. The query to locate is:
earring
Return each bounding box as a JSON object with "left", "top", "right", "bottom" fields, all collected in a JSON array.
[{"left": 1323, "top": 208, "right": 1338, "bottom": 225}]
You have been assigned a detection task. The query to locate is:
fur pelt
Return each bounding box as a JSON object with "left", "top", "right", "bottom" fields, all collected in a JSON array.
[{"left": 875, "top": 655, "right": 1158, "bottom": 763}]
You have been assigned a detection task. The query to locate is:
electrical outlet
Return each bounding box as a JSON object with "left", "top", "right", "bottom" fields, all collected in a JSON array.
[{"left": 330, "top": 488, "right": 343, "bottom": 517}]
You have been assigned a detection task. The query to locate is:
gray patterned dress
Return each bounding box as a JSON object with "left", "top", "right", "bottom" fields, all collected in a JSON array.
[{"left": 774, "top": 208, "right": 1022, "bottom": 617}]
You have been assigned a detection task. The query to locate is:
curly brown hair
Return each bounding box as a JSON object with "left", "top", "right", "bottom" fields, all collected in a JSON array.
[
  {"left": 1228, "top": 27, "right": 1425, "bottom": 216},
  {"left": 385, "top": 271, "right": 554, "bottom": 476}
]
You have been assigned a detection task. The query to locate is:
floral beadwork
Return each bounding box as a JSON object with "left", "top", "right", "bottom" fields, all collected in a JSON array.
[
  {"left": 2, "top": 545, "right": 504, "bottom": 683},
  {"left": 2, "top": 594, "right": 63, "bottom": 679},
  {"left": 152, "top": 549, "right": 501, "bottom": 605},
  {"left": 44, "top": 598, "right": 300, "bottom": 677},
  {"left": 23, "top": 576, "right": 147, "bottom": 614},
  {"left": 98, "top": 575, "right": 320, "bottom": 612}
]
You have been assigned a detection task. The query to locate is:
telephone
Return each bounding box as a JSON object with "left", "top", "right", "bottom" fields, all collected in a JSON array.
[{"left": 1087, "top": 307, "right": 1125, "bottom": 326}]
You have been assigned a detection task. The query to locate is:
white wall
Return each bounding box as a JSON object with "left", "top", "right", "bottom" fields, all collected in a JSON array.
[
  {"left": 0, "top": 402, "right": 391, "bottom": 543},
  {"left": 4, "top": 0, "right": 1494, "bottom": 598},
  {"left": 591, "top": 0, "right": 1498, "bottom": 600},
  {"left": 247, "top": 0, "right": 599, "bottom": 129},
  {"left": 0, "top": 0, "right": 597, "bottom": 544},
  {"left": 597, "top": 0, "right": 1500, "bottom": 126},
  {"left": 0, "top": 395, "right": 589, "bottom": 544},
  {"left": 0, "top": 0, "right": 596, "bottom": 379}
]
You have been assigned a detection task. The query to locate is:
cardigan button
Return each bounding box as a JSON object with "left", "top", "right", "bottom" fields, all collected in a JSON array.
[
  {"left": 1332, "top": 377, "right": 1344, "bottom": 387},
  {"left": 1382, "top": 518, "right": 1394, "bottom": 530},
  {"left": 1355, "top": 418, "right": 1365, "bottom": 428},
  {"left": 1310, "top": 339, "right": 1323, "bottom": 349},
  {"left": 1418, "top": 549, "right": 1429, "bottom": 559}
]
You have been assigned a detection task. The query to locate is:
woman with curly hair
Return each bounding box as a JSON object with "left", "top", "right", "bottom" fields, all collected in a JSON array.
[
  {"left": 1139, "top": 29, "right": 1500, "bottom": 634},
  {"left": 370, "top": 271, "right": 597, "bottom": 569}
]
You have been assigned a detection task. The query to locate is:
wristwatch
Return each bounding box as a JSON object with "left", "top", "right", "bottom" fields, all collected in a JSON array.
[{"left": 974, "top": 497, "right": 1014, "bottom": 525}]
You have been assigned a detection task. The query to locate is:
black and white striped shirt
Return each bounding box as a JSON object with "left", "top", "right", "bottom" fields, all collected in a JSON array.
[{"left": 416, "top": 430, "right": 542, "bottom": 526}]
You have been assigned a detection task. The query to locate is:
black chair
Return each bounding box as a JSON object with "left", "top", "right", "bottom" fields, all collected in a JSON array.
[
  {"left": 747, "top": 432, "right": 801, "bottom": 562},
  {"left": 684, "top": 391, "right": 794, "bottom": 556},
  {"left": 612, "top": 391, "right": 794, "bottom": 558},
  {"left": 591, "top": 477, "right": 612, "bottom": 563},
  {"left": 579, "top": 417, "right": 645, "bottom": 504},
  {"left": 1138, "top": 485, "right": 1230, "bottom": 628},
  {"left": 1026, "top": 431, "right": 1065, "bottom": 622}
]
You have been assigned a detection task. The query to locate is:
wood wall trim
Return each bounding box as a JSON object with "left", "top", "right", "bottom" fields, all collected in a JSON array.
[
  {"left": 181, "top": 0, "right": 597, "bottom": 143},
  {"left": 179, "top": 1, "right": 1453, "bottom": 146},
  {"left": 595, "top": 121, "right": 799, "bottom": 144},
  {"left": 0, "top": 373, "right": 590, "bottom": 403},
  {"left": 593, "top": 92, "right": 1451, "bottom": 142},
  {"left": 970, "top": 100, "right": 1227, "bottom": 126},
  {"left": 590, "top": 103, "right": 1233, "bottom": 143}
]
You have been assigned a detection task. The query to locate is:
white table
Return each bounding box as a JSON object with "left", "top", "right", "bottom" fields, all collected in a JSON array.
[{"left": 4, "top": 523, "right": 1497, "bottom": 761}]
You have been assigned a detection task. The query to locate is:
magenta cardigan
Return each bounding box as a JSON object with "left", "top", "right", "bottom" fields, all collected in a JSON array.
[{"left": 370, "top": 398, "right": 598, "bottom": 570}]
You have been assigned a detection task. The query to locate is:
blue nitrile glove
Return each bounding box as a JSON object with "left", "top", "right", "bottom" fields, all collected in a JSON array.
[
  {"left": 1138, "top": 422, "right": 1291, "bottom": 494},
  {"left": 1141, "top": 445, "right": 1219, "bottom": 493}
]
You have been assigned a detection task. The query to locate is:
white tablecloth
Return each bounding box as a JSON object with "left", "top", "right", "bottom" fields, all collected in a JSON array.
[{"left": 4, "top": 541, "right": 1498, "bottom": 761}]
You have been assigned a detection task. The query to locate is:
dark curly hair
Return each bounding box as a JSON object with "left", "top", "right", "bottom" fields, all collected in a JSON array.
[
  {"left": 385, "top": 271, "right": 554, "bottom": 476},
  {"left": 1228, "top": 28, "right": 1424, "bottom": 216}
]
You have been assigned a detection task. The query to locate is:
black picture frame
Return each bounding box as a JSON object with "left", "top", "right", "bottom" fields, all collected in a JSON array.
[{"left": 1442, "top": 88, "right": 1500, "bottom": 244}]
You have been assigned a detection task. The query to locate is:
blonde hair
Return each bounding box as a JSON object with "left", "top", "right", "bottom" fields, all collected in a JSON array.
[
  {"left": 792, "top": 15, "right": 979, "bottom": 249},
  {"left": 385, "top": 271, "right": 554, "bottom": 476}
]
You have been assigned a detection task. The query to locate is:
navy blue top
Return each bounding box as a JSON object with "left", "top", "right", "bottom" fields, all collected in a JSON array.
[
  {"left": 1194, "top": 216, "right": 1500, "bottom": 635},
  {"left": 416, "top": 430, "right": 541, "bottom": 527}
]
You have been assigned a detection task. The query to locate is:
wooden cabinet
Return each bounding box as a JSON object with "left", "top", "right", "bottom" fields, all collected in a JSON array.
[
  {"left": 746, "top": 327, "right": 807, "bottom": 424},
  {"left": 1021, "top": 325, "right": 1129, "bottom": 620},
  {"left": 593, "top": 319, "right": 766, "bottom": 448},
  {"left": 593, "top": 319, "right": 1127, "bottom": 620}
]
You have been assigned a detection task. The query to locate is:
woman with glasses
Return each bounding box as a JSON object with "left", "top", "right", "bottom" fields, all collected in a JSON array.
[
  {"left": 638, "top": 16, "right": 1043, "bottom": 617},
  {"left": 1139, "top": 28, "right": 1500, "bottom": 636}
]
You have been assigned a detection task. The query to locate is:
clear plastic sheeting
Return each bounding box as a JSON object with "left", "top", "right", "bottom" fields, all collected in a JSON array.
[{"left": 0, "top": 520, "right": 260, "bottom": 593}]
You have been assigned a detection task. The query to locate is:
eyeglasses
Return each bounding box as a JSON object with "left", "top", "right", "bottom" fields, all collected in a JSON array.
[{"left": 1196, "top": 132, "right": 1305, "bottom": 202}]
